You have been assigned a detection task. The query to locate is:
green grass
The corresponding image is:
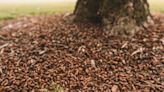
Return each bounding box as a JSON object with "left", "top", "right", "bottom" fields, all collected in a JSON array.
[
  {"left": 0, "top": 2, "right": 75, "bottom": 20},
  {"left": 0, "top": 0, "right": 163, "bottom": 20}
]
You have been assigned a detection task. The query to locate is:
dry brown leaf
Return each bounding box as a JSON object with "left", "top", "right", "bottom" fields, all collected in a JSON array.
[{"left": 111, "top": 85, "right": 119, "bottom": 92}]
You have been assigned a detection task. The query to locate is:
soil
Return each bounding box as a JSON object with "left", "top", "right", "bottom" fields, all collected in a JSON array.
[{"left": 0, "top": 13, "right": 163, "bottom": 92}]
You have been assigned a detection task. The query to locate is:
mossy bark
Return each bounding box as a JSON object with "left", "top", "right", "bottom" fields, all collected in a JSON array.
[{"left": 73, "top": 0, "right": 150, "bottom": 37}]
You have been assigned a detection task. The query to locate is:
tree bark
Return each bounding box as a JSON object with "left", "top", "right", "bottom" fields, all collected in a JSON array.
[
  {"left": 73, "top": 0, "right": 150, "bottom": 37},
  {"left": 73, "top": 0, "right": 101, "bottom": 23}
]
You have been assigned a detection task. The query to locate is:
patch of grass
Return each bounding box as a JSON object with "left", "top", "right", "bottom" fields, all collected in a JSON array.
[
  {"left": 148, "top": 0, "right": 164, "bottom": 13},
  {"left": 0, "top": 0, "right": 163, "bottom": 20},
  {"left": 0, "top": 2, "right": 75, "bottom": 20}
]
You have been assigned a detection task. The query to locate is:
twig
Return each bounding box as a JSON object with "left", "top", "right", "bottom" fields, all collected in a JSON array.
[
  {"left": 131, "top": 47, "right": 145, "bottom": 56},
  {"left": 0, "top": 43, "right": 9, "bottom": 49}
]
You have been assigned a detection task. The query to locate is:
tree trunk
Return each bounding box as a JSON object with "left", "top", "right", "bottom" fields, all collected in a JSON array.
[
  {"left": 73, "top": 0, "right": 150, "bottom": 37},
  {"left": 73, "top": 0, "right": 101, "bottom": 23}
]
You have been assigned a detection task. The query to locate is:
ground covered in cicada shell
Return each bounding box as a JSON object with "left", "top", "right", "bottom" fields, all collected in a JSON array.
[{"left": 0, "top": 13, "right": 164, "bottom": 92}]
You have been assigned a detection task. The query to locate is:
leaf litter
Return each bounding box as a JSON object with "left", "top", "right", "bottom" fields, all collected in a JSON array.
[{"left": 0, "top": 13, "right": 163, "bottom": 92}]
